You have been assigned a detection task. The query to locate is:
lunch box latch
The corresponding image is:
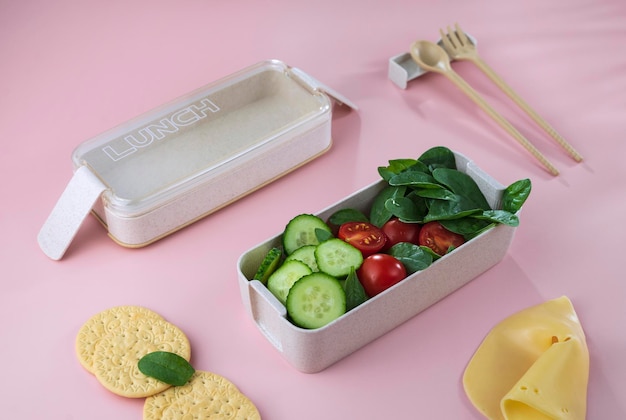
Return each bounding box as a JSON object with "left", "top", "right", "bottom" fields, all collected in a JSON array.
[
  {"left": 289, "top": 67, "right": 358, "bottom": 110},
  {"left": 38, "top": 166, "right": 107, "bottom": 260}
]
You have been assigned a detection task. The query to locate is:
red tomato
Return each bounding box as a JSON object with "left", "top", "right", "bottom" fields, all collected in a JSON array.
[
  {"left": 337, "top": 222, "right": 387, "bottom": 257},
  {"left": 381, "top": 218, "right": 421, "bottom": 249},
  {"left": 357, "top": 254, "right": 407, "bottom": 297},
  {"left": 418, "top": 221, "right": 465, "bottom": 256}
]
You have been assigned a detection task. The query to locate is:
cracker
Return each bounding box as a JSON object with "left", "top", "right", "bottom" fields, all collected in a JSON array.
[
  {"left": 144, "top": 371, "right": 261, "bottom": 420},
  {"left": 75, "top": 305, "right": 164, "bottom": 374},
  {"left": 92, "top": 316, "right": 191, "bottom": 398}
]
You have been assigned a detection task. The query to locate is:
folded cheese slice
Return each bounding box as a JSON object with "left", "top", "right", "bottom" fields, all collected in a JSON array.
[{"left": 463, "top": 296, "right": 589, "bottom": 420}]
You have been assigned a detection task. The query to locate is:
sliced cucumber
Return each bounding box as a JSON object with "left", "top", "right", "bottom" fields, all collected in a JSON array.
[
  {"left": 287, "top": 272, "right": 346, "bottom": 329},
  {"left": 282, "top": 214, "right": 332, "bottom": 255},
  {"left": 315, "top": 238, "right": 363, "bottom": 277},
  {"left": 253, "top": 247, "right": 283, "bottom": 285},
  {"left": 266, "top": 260, "right": 312, "bottom": 306},
  {"left": 284, "top": 245, "right": 318, "bottom": 272}
]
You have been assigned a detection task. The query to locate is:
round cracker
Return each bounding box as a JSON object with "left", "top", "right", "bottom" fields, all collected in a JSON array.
[
  {"left": 144, "top": 371, "right": 261, "bottom": 420},
  {"left": 93, "top": 316, "right": 191, "bottom": 398},
  {"left": 75, "top": 305, "right": 164, "bottom": 374}
]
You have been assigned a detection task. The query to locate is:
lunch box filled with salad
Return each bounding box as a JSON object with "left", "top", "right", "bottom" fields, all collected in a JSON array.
[
  {"left": 237, "top": 147, "right": 531, "bottom": 373},
  {"left": 38, "top": 59, "right": 356, "bottom": 260}
]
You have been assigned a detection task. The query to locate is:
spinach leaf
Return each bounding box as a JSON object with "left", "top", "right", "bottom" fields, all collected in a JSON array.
[
  {"left": 432, "top": 168, "right": 491, "bottom": 210},
  {"left": 423, "top": 195, "right": 482, "bottom": 222},
  {"left": 440, "top": 217, "right": 492, "bottom": 238},
  {"left": 329, "top": 208, "right": 369, "bottom": 226},
  {"left": 315, "top": 228, "right": 334, "bottom": 242},
  {"left": 405, "top": 191, "right": 429, "bottom": 221},
  {"left": 344, "top": 267, "right": 368, "bottom": 311},
  {"left": 370, "top": 185, "right": 406, "bottom": 227},
  {"left": 138, "top": 351, "right": 195, "bottom": 386},
  {"left": 377, "top": 167, "right": 396, "bottom": 182},
  {"left": 414, "top": 186, "right": 457, "bottom": 201},
  {"left": 388, "top": 242, "right": 433, "bottom": 274},
  {"left": 377, "top": 159, "right": 417, "bottom": 181},
  {"left": 419, "top": 245, "right": 442, "bottom": 261},
  {"left": 385, "top": 192, "right": 428, "bottom": 223},
  {"left": 388, "top": 170, "right": 439, "bottom": 188},
  {"left": 389, "top": 158, "right": 419, "bottom": 170},
  {"left": 472, "top": 210, "right": 520, "bottom": 227},
  {"left": 417, "top": 146, "right": 456, "bottom": 171},
  {"left": 406, "top": 159, "right": 431, "bottom": 174},
  {"left": 502, "top": 178, "right": 532, "bottom": 213},
  {"left": 385, "top": 196, "right": 422, "bottom": 222}
]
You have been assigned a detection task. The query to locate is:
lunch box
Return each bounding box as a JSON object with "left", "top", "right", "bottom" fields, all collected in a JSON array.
[
  {"left": 237, "top": 151, "right": 517, "bottom": 373},
  {"left": 38, "top": 60, "right": 356, "bottom": 260}
]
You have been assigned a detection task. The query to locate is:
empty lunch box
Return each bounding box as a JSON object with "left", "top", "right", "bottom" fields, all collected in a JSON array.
[
  {"left": 237, "top": 151, "right": 517, "bottom": 373},
  {"left": 38, "top": 60, "right": 356, "bottom": 260}
]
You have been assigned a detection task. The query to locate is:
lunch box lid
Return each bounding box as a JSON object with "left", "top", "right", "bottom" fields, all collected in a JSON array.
[{"left": 38, "top": 60, "right": 356, "bottom": 260}]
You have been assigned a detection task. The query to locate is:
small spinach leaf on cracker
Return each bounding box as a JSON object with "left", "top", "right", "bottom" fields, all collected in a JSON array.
[{"left": 138, "top": 351, "right": 195, "bottom": 387}]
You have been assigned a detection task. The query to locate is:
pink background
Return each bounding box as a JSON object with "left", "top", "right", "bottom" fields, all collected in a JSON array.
[{"left": 1, "top": 0, "right": 625, "bottom": 418}]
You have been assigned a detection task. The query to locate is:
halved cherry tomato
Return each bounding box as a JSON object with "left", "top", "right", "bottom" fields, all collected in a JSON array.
[
  {"left": 381, "top": 218, "right": 421, "bottom": 250},
  {"left": 337, "top": 222, "right": 387, "bottom": 257},
  {"left": 418, "top": 221, "right": 465, "bottom": 256},
  {"left": 357, "top": 254, "right": 407, "bottom": 297}
]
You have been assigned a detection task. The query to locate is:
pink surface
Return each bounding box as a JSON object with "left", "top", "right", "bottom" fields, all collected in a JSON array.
[{"left": 1, "top": 0, "right": 625, "bottom": 418}]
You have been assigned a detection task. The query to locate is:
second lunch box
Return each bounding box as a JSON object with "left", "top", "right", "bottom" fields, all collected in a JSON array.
[{"left": 38, "top": 60, "right": 356, "bottom": 260}]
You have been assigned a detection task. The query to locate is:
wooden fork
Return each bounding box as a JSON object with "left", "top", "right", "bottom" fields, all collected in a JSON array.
[{"left": 440, "top": 23, "right": 583, "bottom": 162}]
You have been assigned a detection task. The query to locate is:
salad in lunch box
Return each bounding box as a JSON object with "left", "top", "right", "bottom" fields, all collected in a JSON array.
[{"left": 250, "top": 146, "right": 532, "bottom": 329}]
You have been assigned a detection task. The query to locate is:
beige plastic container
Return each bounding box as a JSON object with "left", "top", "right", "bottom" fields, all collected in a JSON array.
[
  {"left": 38, "top": 60, "right": 355, "bottom": 260},
  {"left": 237, "top": 151, "right": 517, "bottom": 373}
]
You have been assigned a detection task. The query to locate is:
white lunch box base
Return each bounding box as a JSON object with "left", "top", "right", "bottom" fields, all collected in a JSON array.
[
  {"left": 237, "top": 151, "right": 516, "bottom": 373},
  {"left": 93, "top": 127, "right": 333, "bottom": 248}
]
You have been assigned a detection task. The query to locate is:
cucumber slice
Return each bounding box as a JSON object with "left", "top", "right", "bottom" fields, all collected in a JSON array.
[
  {"left": 284, "top": 245, "right": 318, "bottom": 272},
  {"left": 314, "top": 238, "right": 363, "bottom": 277},
  {"left": 266, "top": 260, "right": 312, "bottom": 306},
  {"left": 287, "top": 272, "right": 346, "bottom": 329},
  {"left": 282, "top": 214, "right": 332, "bottom": 255},
  {"left": 253, "top": 247, "right": 283, "bottom": 285}
]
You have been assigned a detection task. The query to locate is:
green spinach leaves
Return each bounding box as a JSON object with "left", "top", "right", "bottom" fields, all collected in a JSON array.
[{"left": 370, "top": 147, "right": 531, "bottom": 240}]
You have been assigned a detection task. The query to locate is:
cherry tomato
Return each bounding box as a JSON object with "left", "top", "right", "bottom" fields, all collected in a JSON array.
[
  {"left": 357, "top": 254, "right": 407, "bottom": 297},
  {"left": 418, "top": 221, "right": 465, "bottom": 256},
  {"left": 381, "top": 218, "right": 422, "bottom": 249},
  {"left": 337, "top": 222, "right": 387, "bottom": 257}
]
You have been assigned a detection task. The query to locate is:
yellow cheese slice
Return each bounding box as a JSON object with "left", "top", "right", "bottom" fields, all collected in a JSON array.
[{"left": 463, "top": 296, "right": 589, "bottom": 420}]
